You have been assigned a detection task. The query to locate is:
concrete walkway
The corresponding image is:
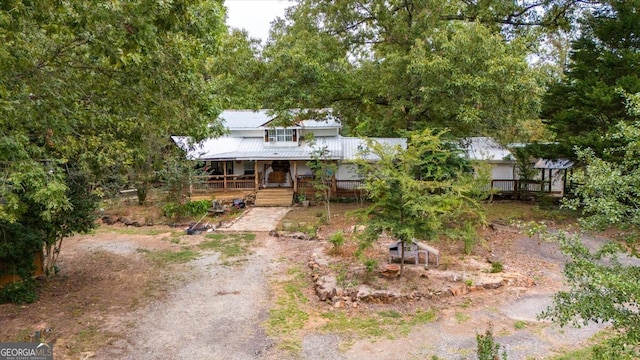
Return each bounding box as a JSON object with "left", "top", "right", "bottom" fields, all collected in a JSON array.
[{"left": 219, "top": 207, "right": 291, "bottom": 232}]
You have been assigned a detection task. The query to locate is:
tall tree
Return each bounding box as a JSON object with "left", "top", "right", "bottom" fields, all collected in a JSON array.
[
  {"left": 257, "top": 0, "right": 570, "bottom": 140},
  {"left": 209, "top": 28, "right": 265, "bottom": 109},
  {"left": 0, "top": 0, "right": 227, "bottom": 290},
  {"left": 354, "top": 130, "right": 486, "bottom": 274},
  {"left": 541, "top": 0, "right": 640, "bottom": 158},
  {"left": 537, "top": 118, "right": 640, "bottom": 358}
]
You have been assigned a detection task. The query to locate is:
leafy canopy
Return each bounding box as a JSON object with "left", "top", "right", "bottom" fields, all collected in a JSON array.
[
  {"left": 538, "top": 119, "right": 640, "bottom": 358},
  {"left": 354, "top": 129, "right": 486, "bottom": 272},
  {"left": 1, "top": 0, "right": 226, "bottom": 221},
  {"left": 0, "top": 0, "right": 227, "bottom": 295},
  {"left": 542, "top": 0, "right": 640, "bottom": 158},
  {"left": 257, "top": 0, "right": 561, "bottom": 140}
]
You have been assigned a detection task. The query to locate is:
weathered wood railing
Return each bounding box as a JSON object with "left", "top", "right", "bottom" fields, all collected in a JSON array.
[
  {"left": 191, "top": 175, "right": 256, "bottom": 193},
  {"left": 296, "top": 177, "right": 366, "bottom": 199},
  {"left": 488, "top": 179, "right": 554, "bottom": 195}
]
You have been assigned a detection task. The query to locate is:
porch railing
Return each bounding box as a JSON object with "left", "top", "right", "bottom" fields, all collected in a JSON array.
[
  {"left": 191, "top": 175, "right": 256, "bottom": 193},
  {"left": 488, "top": 179, "right": 555, "bottom": 195}
]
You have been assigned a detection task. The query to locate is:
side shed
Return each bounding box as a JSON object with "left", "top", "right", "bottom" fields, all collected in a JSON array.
[{"left": 533, "top": 159, "right": 574, "bottom": 196}]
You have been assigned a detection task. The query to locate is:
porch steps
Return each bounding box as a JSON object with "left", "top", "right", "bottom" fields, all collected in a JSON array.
[{"left": 255, "top": 188, "right": 293, "bottom": 207}]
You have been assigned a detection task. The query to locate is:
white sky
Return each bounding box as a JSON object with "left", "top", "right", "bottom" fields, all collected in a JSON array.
[{"left": 225, "top": 0, "right": 292, "bottom": 42}]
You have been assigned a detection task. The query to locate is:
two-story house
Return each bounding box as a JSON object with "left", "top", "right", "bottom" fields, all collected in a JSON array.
[{"left": 172, "top": 110, "right": 407, "bottom": 205}]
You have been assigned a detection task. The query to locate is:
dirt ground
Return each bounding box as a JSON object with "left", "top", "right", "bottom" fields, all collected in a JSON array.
[{"left": 0, "top": 202, "right": 609, "bottom": 359}]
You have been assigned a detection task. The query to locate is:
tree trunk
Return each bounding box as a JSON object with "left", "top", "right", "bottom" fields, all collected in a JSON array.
[
  {"left": 400, "top": 239, "right": 405, "bottom": 275},
  {"left": 137, "top": 181, "right": 148, "bottom": 205}
]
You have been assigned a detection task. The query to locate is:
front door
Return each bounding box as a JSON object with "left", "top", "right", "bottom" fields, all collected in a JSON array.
[{"left": 266, "top": 160, "right": 291, "bottom": 187}]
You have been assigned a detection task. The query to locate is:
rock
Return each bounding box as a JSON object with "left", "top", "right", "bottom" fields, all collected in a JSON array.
[
  {"left": 102, "top": 215, "right": 117, "bottom": 225},
  {"left": 289, "top": 231, "right": 308, "bottom": 240},
  {"left": 357, "top": 285, "right": 372, "bottom": 299},
  {"left": 268, "top": 229, "right": 279, "bottom": 237},
  {"left": 482, "top": 280, "right": 504, "bottom": 289},
  {"left": 449, "top": 287, "right": 463, "bottom": 296}
]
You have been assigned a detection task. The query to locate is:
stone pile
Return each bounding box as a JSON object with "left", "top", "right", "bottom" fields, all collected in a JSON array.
[
  {"left": 269, "top": 230, "right": 316, "bottom": 241},
  {"left": 308, "top": 253, "right": 523, "bottom": 306}
]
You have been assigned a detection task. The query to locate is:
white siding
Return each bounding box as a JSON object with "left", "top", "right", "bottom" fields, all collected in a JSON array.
[
  {"left": 294, "top": 162, "right": 313, "bottom": 177},
  {"left": 229, "top": 129, "right": 264, "bottom": 138},
  {"left": 492, "top": 163, "right": 514, "bottom": 180},
  {"left": 337, "top": 164, "right": 360, "bottom": 181},
  {"left": 300, "top": 128, "right": 338, "bottom": 138}
]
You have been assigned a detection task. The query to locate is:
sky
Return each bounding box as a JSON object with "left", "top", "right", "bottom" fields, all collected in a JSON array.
[{"left": 224, "top": 0, "right": 292, "bottom": 43}]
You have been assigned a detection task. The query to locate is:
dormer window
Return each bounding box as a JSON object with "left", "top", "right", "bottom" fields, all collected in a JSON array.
[{"left": 265, "top": 128, "right": 297, "bottom": 143}]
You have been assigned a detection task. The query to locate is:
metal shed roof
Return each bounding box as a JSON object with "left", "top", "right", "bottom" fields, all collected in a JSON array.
[
  {"left": 534, "top": 159, "right": 574, "bottom": 169},
  {"left": 460, "top": 137, "right": 514, "bottom": 162}
]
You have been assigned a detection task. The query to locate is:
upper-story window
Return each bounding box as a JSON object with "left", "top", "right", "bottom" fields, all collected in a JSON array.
[{"left": 265, "top": 128, "right": 297, "bottom": 143}]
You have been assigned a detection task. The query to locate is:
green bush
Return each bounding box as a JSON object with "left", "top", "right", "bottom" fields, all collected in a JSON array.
[
  {"left": 162, "top": 200, "right": 211, "bottom": 219},
  {"left": 182, "top": 200, "right": 210, "bottom": 217},
  {"left": 477, "top": 326, "right": 508, "bottom": 360},
  {"left": 490, "top": 261, "right": 504, "bottom": 273},
  {"left": 0, "top": 280, "right": 38, "bottom": 304},
  {"left": 162, "top": 202, "right": 181, "bottom": 218},
  {"left": 363, "top": 258, "right": 378, "bottom": 281},
  {"left": 329, "top": 231, "right": 345, "bottom": 253}
]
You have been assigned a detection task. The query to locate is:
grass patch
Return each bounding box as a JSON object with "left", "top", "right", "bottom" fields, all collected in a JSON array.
[
  {"left": 321, "top": 308, "right": 438, "bottom": 339},
  {"left": 455, "top": 311, "right": 470, "bottom": 323},
  {"left": 94, "top": 226, "right": 176, "bottom": 236},
  {"left": 199, "top": 232, "right": 256, "bottom": 259},
  {"left": 514, "top": 320, "right": 527, "bottom": 330},
  {"left": 483, "top": 201, "right": 578, "bottom": 225},
  {"left": 550, "top": 347, "right": 595, "bottom": 360},
  {"left": 66, "top": 325, "right": 120, "bottom": 357},
  {"left": 144, "top": 249, "right": 198, "bottom": 265},
  {"left": 265, "top": 266, "right": 310, "bottom": 344}
]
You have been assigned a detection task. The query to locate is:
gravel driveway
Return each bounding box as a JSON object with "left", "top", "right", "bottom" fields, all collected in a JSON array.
[
  {"left": 95, "top": 226, "right": 613, "bottom": 360},
  {"left": 97, "top": 234, "right": 278, "bottom": 359}
]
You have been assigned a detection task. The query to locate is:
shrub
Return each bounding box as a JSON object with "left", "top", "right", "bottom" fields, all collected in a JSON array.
[
  {"left": 0, "top": 280, "right": 38, "bottom": 304},
  {"left": 328, "top": 231, "right": 345, "bottom": 253},
  {"left": 162, "top": 200, "right": 211, "bottom": 219},
  {"left": 477, "top": 326, "right": 508, "bottom": 360},
  {"left": 363, "top": 258, "right": 378, "bottom": 274},
  {"left": 490, "top": 261, "right": 504, "bottom": 273},
  {"left": 181, "top": 200, "right": 210, "bottom": 217}
]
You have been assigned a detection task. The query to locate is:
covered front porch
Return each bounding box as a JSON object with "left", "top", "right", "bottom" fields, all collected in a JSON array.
[
  {"left": 190, "top": 159, "right": 304, "bottom": 194},
  {"left": 189, "top": 159, "right": 366, "bottom": 201}
]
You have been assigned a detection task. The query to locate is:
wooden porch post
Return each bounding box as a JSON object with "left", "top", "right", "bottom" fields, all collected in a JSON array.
[
  {"left": 541, "top": 169, "right": 545, "bottom": 193},
  {"left": 254, "top": 161, "right": 259, "bottom": 191},
  {"left": 223, "top": 161, "right": 227, "bottom": 192},
  {"left": 331, "top": 172, "right": 337, "bottom": 194},
  {"left": 293, "top": 161, "right": 298, "bottom": 192}
]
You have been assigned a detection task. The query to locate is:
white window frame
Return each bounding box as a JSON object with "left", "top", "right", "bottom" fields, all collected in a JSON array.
[{"left": 267, "top": 128, "right": 294, "bottom": 143}]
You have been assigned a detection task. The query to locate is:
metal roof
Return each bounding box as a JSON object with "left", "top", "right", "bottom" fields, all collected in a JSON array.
[
  {"left": 341, "top": 137, "right": 407, "bottom": 161},
  {"left": 219, "top": 109, "right": 341, "bottom": 130},
  {"left": 534, "top": 159, "right": 574, "bottom": 169},
  {"left": 173, "top": 135, "right": 406, "bottom": 161},
  {"left": 219, "top": 110, "right": 271, "bottom": 129},
  {"left": 460, "top": 137, "right": 514, "bottom": 162}
]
